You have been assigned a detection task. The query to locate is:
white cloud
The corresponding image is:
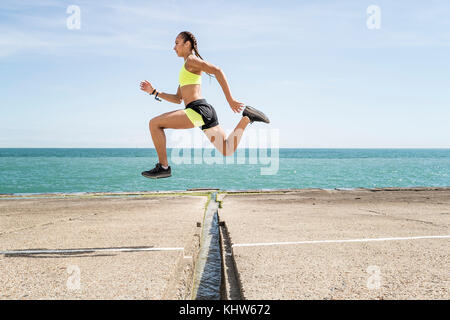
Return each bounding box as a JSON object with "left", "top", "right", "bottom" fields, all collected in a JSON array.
[{"left": 3, "top": 0, "right": 450, "bottom": 59}]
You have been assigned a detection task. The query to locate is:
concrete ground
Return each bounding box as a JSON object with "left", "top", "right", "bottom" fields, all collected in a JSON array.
[
  {"left": 0, "top": 194, "right": 206, "bottom": 299},
  {"left": 218, "top": 188, "right": 450, "bottom": 299},
  {"left": 1, "top": 188, "right": 449, "bottom": 300}
]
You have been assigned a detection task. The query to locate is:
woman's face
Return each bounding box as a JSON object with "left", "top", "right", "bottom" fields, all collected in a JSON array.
[{"left": 173, "top": 35, "right": 189, "bottom": 57}]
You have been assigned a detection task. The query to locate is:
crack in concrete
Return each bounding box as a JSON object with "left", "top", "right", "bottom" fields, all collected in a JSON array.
[
  {"left": 357, "top": 209, "right": 446, "bottom": 228},
  {"left": 0, "top": 214, "right": 88, "bottom": 237}
]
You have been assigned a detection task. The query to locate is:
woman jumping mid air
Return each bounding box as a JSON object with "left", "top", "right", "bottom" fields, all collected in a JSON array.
[{"left": 139, "top": 31, "right": 270, "bottom": 179}]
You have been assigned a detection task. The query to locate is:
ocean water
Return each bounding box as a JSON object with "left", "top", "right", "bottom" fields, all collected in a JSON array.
[{"left": 0, "top": 148, "right": 449, "bottom": 194}]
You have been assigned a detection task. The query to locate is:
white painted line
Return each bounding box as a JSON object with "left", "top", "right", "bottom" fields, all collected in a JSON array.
[
  {"left": 0, "top": 247, "right": 184, "bottom": 255},
  {"left": 232, "top": 235, "right": 450, "bottom": 248}
]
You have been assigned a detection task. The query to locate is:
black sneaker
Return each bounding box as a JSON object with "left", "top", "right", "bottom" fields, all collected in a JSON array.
[
  {"left": 141, "top": 163, "right": 172, "bottom": 179},
  {"left": 242, "top": 106, "right": 270, "bottom": 124}
]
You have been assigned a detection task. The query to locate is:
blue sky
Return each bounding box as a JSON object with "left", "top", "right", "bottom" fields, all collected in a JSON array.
[{"left": 1, "top": 0, "right": 449, "bottom": 148}]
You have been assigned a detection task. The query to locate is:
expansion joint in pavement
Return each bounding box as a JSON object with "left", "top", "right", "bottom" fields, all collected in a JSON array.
[{"left": 191, "top": 192, "right": 222, "bottom": 300}]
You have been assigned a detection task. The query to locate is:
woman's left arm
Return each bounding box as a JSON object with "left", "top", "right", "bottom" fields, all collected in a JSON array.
[{"left": 188, "top": 58, "right": 244, "bottom": 113}]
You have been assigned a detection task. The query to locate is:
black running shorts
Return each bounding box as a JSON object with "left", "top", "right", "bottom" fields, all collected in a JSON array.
[{"left": 185, "top": 99, "right": 219, "bottom": 131}]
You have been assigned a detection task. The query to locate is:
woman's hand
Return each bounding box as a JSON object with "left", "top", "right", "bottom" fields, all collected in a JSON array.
[
  {"left": 140, "top": 80, "right": 154, "bottom": 94},
  {"left": 229, "top": 99, "right": 245, "bottom": 113}
]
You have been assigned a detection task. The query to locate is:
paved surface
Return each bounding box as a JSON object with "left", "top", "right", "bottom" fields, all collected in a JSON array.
[
  {"left": 0, "top": 195, "right": 206, "bottom": 299},
  {"left": 1, "top": 188, "right": 449, "bottom": 300},
  {"left": 218, "top": 189, "right": 450, "bottom": 299}
]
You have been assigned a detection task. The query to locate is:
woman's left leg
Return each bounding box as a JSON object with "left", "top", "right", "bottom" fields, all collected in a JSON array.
[
  {"left": 203, "top": 117, "right": 250, "bottom": 156},
  {"left": 149, "top": 109, "right": 194, "bottom": 166}
]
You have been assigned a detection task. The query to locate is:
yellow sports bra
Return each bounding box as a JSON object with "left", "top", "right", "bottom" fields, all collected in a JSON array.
[{"left": 179, "top": 61, "right": 202, "bottom": 87}]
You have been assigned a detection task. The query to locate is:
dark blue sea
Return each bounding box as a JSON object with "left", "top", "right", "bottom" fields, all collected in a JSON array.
[{"left": 0, "top": 148, "right": 449, "bottom": 194}]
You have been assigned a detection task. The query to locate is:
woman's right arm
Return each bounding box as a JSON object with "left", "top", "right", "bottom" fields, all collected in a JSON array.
[
  {"left": 140, "top": 81, "right": 182, "bottom": 104},
  {"left": 158, "top": 86, "right": 182, "bottom": 104}
]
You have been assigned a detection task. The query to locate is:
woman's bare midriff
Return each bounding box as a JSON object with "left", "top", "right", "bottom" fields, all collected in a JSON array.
[{"left": 181, "top": 84, "right": 202, "bottom": 106}]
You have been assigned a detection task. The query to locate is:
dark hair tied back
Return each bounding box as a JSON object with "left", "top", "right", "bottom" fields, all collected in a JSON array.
[{"left": 178, "top": 31, "right": 214, "bottom": 80}]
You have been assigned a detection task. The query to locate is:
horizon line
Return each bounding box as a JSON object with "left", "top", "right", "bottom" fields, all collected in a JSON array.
[{"left": 1, "top": 147, "right": 449, "bottom": 150}]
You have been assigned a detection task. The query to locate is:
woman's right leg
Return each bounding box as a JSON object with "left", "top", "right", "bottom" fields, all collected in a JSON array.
[
  {"left": 203, "top": 116, "right": 251, "bottom": 156},
  {"left": 149, "top": 109, "right": 194, "bottom": 166}
]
